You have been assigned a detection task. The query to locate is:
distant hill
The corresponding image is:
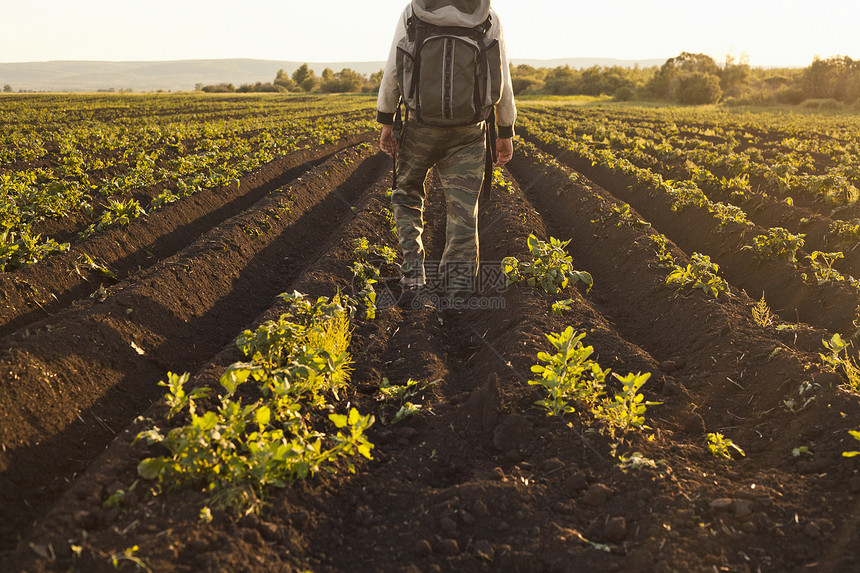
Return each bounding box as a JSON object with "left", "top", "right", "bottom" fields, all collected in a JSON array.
[{"left": 0, "top": 57, "right": 667, "bottom": 93}]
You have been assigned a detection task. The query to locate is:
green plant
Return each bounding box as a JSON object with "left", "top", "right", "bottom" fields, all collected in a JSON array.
[
  {"left": 650, "top": 234, "right": 676, "bottom": 268},
  {"left": 843, "top": 428, "right": 860, "bottom": 458},
  {"left": 377, "top": 377, "right": 440, "bottom": 424},
  {"left": 503, "top": 234, "right": 593, "bottom": 295},
  {"left": 135, "top": 292, "right": 374, "bottom": 515},
  {"left": 804, "top": 250, "right": 846, "bottom": 285},
  {"left": 349, "top": 237, "right": 400, "bottom": 320},
  {"left": 529, "top": 327, "right": 609, "bottom": 416},
  {"left": 820, "top": 333, "right": 860, "bottom": 391},
  {"left": 666, "top": 252, "right": 730, "bottom": 298},
  {"left": 108, "top": 545, "right": 151, "bottom": 572},
  {"left": 492, "top": 167, "right": 515, "bottom": 194},
  {"left": 551, "top": 298, "right": 574, "bottom": 314},
  {"left": 593, "top": 372, "right": 659, "bottom": 441},
  {"left": 706, "top": 432, "right": 745, "bottom": 459},
  {"left": 752, "top": 293, "right": 774, "bottom": 327},
  {"left": 744, "top": 227, "right": 805, "bottom": 263},
  {"left": 80, "top": 198, "right": 146, "bottom": 239},
  {"left": 828, "top": 219, "right": 860, "bottom": 251},
  {"left": 529, "top": 327, "right": 658, "bottom": 455}
]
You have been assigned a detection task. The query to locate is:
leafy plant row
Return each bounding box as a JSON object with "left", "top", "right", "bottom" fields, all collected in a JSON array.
[
  {"left": 0, "top": 95, "right": 377, "bottom": 272},
  {"left": 519, "top": 118, "right": 860, "bottom": 302},
  {"left": 135, "top": 291, "right": 374, "bottom": 515}
]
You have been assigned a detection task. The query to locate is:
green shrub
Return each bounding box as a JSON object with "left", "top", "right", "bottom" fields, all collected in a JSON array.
[{"left": 675, "top": 72, "right": 722, "bottom": 105}]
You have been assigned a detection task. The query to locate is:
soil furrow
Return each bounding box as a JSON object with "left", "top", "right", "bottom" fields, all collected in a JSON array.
[
  {"left": 0, "top": 132, "right": 373, "bottom": 340},
  {"left": 2, "top": 145, "right": 859, "bottom": 573},
  {"left": 0, "top": 144, "right": 385, "bottom": 552},
  {"left": 521, "top": 127, "right": 860, "bottom": 336},
  {"left": 506, "top": 142, "right": 846, "bottom": 460}
]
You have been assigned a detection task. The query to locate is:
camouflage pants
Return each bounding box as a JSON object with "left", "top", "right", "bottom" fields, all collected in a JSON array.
[{"left": 392, "top": 120, "right": 486, "bottom": 295}]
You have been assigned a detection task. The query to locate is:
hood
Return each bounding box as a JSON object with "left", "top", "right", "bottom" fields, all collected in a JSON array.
[{"left": 411, "top": 0, "right": 491, "bottom": 28}]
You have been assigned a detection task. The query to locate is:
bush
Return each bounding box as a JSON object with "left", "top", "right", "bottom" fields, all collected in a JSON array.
[
  {"left": 614, "top": 86, "right": 635, "bottom": 102},
  {"left": 675, "top": 72, "right": 722, "bottom": 105},
  {"left": 320, "top": 68, "right": 365, "bottom": 93},
  {"left": 774, "top": 86, "right": 806, "bottom": 105}
]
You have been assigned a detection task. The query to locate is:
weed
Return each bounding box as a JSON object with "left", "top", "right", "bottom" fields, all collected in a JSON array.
[
  {"left": 551, "top": 298, "right": 574, "bottom": 315},
  {"left": 783, "top": 380, "right": 819, "bottom": 412},
  {"left": 108, "top": 545, "right": 151, "bottom": 572},
  {"left": 706, "top": 432, "right": 745, "bottom": 460},
  {"left": 74, "top": 253, "right": 117, "bottom": 280},
  {"left": 377, "top": 377, "right": 440, "bottom": 425},
  {"left": 617, "top": 451, "right": 660, "bottom": 472},
  {"left": 752, "top": 294, "right": 774, "bottom": 327}
]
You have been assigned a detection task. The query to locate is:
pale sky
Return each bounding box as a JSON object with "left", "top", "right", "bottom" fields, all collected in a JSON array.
[{"left": 1, "top": 0, "right": 857, "bottom": 68}]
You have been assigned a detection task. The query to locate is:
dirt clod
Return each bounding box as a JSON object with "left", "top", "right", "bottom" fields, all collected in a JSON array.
[
  {"left": 433, "top": 537, "right": 459, "bottom": 556},
  {"left": 583, "top": 483, "right": 612, "bottom": 507}
]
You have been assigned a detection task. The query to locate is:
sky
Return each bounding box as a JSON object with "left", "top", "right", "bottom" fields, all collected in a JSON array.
[{"left": 1, "top": 0, "right": 858, "bottom": 68}]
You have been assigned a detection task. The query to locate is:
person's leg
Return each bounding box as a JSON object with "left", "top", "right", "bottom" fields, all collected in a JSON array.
[
  {"left": 391, "top": 122, "right": 438, "bottom": 287},
  {"left": 435, "top": 123, "right": 486, "bottom": 301}
]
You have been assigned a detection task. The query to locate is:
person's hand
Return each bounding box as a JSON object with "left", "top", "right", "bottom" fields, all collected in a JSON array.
[
  {"left": 495, "top": 137, "right": 513, "bottom": 166},
  {"left": 380, "top": 124, "right": 399, "bottom": 156}
]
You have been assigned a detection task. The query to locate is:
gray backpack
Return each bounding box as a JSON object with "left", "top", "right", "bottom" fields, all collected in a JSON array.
[{"left": 396, "top": 0, "right": 503, "bottom": 126}]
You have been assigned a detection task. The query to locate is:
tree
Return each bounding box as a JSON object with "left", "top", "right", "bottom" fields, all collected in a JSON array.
[
  {"left": 649, "top": 52, "right": 721, "bottom": 102},
  {"left": 321, "top": 68, "right": 334, "bottom": 82},
  {"left": 676, "top": 72, "right": 722, "bottom": 105},
  {"left": 543, "top": 65, "right": 580, "bottom": 95},
  {"left": 320, "top": 68, "right": 365, "bottom": 93},
  {"left": 292, "top": 64, "right": 318, "bottom": 92},
  {"left": 719, "top": 55, "right": 751, "bottom": 98},
  {"left": 274, "top": 69, "right": 297, "bottom": 92},
  {"left": 801, "top": 56, "right": 860, "bottom": 102},
  {"left": 365, "top": 69, "right": 385, "bottom": 93},
  {"left": 2, "top": 84, "right": 12, "bottom": 93},
  {"left": 510, "top": 64, "right": 546, "bottom": 95}
]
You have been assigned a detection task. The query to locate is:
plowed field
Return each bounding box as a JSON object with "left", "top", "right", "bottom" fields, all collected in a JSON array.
[{"left": 1, "top": 95, "right": 859, "bottom": 573}]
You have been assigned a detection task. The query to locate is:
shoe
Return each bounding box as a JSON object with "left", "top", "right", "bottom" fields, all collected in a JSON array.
[{"left": 400, "top": 284, "right": 438, "bottom": 311}]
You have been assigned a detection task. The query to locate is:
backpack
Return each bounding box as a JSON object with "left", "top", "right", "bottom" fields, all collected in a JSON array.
[{"left": 395, "top": 1, "right": 503, "bottom": 126}]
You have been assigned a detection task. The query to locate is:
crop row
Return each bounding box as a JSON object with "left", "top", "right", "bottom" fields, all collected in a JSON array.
[
  {"left": 0, "top": 94, "right": 377, "bottom": 272},
  {"left": 517, "top": 116, "right": 860, "bottom": 335},
  {"left": 522, "top": 107, "right": 860, "bottom": 272},
  {"left": 518, "top": 107, "right": 860, "bottom": 267},
  {"left": 524, "top": 105, "right": 860, "bottom": 220}
]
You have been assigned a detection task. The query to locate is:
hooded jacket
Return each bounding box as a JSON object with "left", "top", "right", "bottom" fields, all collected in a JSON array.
[{"left": 376, "top": 0, "right": 516, "bottom": 138}]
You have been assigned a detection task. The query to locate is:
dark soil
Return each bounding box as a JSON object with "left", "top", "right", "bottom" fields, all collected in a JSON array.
[
  {"left": 520, "top": 124, "right": 860, "bottom": 336},
  {"left": 1, "top": 131, "right": 859, "bottom": 573}
]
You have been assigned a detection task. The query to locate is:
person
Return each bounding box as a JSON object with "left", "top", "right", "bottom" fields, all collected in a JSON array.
[{"left": 377, "top": 0, "right": 516, "bottom": 310}]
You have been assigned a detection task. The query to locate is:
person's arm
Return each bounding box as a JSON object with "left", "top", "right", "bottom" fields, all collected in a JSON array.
[
  {"left": 377, "top": 8, "right": 409, "bottom": 156},
  {"left": 377, "top": 8, "right": 408, "bottom": 126},
  {"left": 490, "top": 9, "right": 516, "bottom": 140}
]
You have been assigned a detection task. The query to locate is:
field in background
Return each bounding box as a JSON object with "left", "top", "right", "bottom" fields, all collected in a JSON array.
[{"left": 1, "top": 93, "right": 859, "bottom": 572}]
